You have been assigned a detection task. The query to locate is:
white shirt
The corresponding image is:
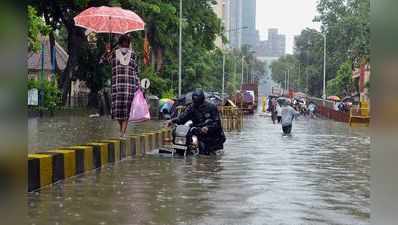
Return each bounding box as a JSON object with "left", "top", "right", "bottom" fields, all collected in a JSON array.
[{"left": 276, "top": 105, "right": 282, "bottom": 116}]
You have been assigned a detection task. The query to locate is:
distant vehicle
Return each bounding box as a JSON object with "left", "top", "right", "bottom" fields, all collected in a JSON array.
[
  {"left": 271, "top": 87, "right": 282, "bottom": 96},
  {"left": 232, "top": 82, "right": 259, "bottom": 114},
  {"left": 232, "top": 89, "right": 257, "bottom": 114}
]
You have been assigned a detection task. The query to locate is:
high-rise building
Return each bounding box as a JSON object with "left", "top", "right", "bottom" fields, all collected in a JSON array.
[
  {"left": 223, "top": 0, "right": 257, "bottom": 50},
  {"left": 256, "top": 28, "right": 286, "bottom": 58},
  {"left": 241, "top": 0, "right": 257, "bottom": 48},
  {"left": 227, "top": 0, "right": 242, "bottom": 49}
]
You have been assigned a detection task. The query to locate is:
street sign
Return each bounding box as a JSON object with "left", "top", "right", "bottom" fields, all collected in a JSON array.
[
  {"left": 141, "top": 78, "right": 150, "bottom": 89},
  {"left": 28, "top": 88, "right": 39, "bottom": 106}
]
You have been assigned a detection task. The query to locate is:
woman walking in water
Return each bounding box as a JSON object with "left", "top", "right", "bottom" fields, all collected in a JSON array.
[{"left": 104, "top": 35, "right": 140, "bottom": 138}]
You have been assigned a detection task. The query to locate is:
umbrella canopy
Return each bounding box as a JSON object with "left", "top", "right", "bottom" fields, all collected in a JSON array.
[
  {"left": 207, "top": 94, "right": 223, "bottom": 106},
  {"left": 294, "top": 92, "right": 307, "bottom": 98},
  {"left": 327, "top": 96, "right": 341, "bottom": 101},
  {"left": 160, "top": 101, "right": 173, "bottom": 113},
  {"left": 160, "top": 98, "right": 174, "bottom": 104},
  {"left": 74, "top": 6, "right": 145, "bottom": 34},
  {"left": 341, "top": 96, "right": 353, "bottom": 102},
  {"left": 277, "top": 97, "right": 290, "bottom": 105},
  {"left": 159, "top": 98, "right": 174, "bottom": 109}
]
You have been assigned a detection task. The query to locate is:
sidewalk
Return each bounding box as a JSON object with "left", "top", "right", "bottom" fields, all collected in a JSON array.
[{"left": 28, "top": 111, "right": 163, "bottom": 153}]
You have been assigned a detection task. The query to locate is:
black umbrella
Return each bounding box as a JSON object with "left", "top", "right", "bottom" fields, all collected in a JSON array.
[
  {"left": 277, "top": 97, "right": 290, "bottom": 105},
  {"left": 342, "top": 96, "right": 353, "bottom": 102}
]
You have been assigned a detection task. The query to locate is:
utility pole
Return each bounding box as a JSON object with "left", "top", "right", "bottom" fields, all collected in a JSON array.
[
  {"left": 322, "top": 34, "right": 326, "bottom": 99},
  {"left": 178, "top": 0, "right": 182, "bottom": 97},
  {"left": 298, "top": 63, "right": 301, "bottom": 91},
  {"left": 222, "top": 51, "right": 225, "bottom": 104},
  {"left": 306, "top": 72, "right": 309, "bottom": 94},
  {"left": 233, "top": 56, "right": 237, "bottom": 87},
  {"left": 246, "top": 63, "right": 249, "bottom": 83},
  {"left": 241, "top": 56, "right": 244, "bottom": 89},
  {"left": 284, "top": 71, "right": 287, "bottom": 94},
  {"left": 224, "top": 26, "right": 248, "bottom": 94},
  {"left": 287, "top": 69, "right": 290, "bottom": 93}
]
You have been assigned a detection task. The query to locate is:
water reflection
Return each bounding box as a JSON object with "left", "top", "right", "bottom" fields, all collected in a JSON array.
[
  {"left": 28, "top": 113, "right": 162, "bottom": 153},
  {"left": 28, "top": 115, "right": 370, "bottom": 225}
]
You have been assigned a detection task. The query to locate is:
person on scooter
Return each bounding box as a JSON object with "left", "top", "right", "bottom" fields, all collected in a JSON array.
[{"left": 166, "top": 89, "right": 226, "bottom": 155}]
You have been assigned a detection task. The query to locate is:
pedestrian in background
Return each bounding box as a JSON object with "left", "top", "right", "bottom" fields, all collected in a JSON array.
[
  {"left": 276, "top": 102, "right": 282, "bottom": 123},
  {"left": 308, "top": 102, "right": 316, "bottom": 118},
  {"left": 103, "top": 35, "right": 140, "bottom": 138},
  {"left": 270, "top": 97, "right": 278, "bottom": 124},
  {"left": 280, "top": 101, "right": 300, "bottom": 136}
]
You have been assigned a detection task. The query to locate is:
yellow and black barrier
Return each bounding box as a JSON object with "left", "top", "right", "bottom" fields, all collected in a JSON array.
[
  {"left": 85, "top": 142, "right": 108, "bottom": 168},
  {"left": 46, "top": 150, "right": 76, "bottom": 179},
  {"left": 28, "top": 129, "right": 175, "bottom": 192},
  {"left": 36, "top": 152, "right": 65, "bottom": 183},
  {"left": 59, "top": 146, "right": 94, "bottom": 173},
  {"left": 143, "top": 133, "right": 157, "bottom": 152},
  {"left": 28, "top": 154, "right": 52, "bottom": 192},
  {"left": 128, "top": 135, "right": 141, "bottom": 156},
  {"left": 155, "top": 131, "right": 162, "bottom": 148},
  {"left": 99, "top": 139, "right": 122, "bottom": 162}
]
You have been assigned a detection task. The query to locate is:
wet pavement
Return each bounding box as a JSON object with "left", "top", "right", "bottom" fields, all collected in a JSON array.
[
  {"left": 28, "top": 113, "right": 162, "bottom": 153},
  {"left": 28, "top": 114, "right": 370, "bottom": 225}
]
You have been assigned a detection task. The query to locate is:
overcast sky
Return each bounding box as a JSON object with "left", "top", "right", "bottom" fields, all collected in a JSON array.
[{"left": 256, "top": 0, "right": 321, "bottom": 54}]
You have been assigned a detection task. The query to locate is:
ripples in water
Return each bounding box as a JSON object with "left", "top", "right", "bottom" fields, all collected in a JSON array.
[{"left": 28, "top": 115, "right": 370, "bottom": 225}]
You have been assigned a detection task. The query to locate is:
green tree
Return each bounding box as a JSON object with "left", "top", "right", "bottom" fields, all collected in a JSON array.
[
  {"left": 270, "top": 55, "right": 301, "bottom": 91},
  {"left": 327, "top": 60, "right": 353, "bottom": 96},
  {"left": 27, "top": 5, "right": 51, "bottom": 53},
  {"left": 293, "top": 28, "right": 325, "bottom": 96},
  {"left": 314, "top": 0, "right": 370, "bottom": 66},
  {"left": 288, "top": 0, "right": 370, "bottom": 97},
  {"left": 28, "top": 0, "right": 235, "bottom": 108},
  {"left": 118, "top": 0, "right": 223, "bottom": 94},
  {"left": 28, "top": 0, "right": 110, "bottom": 105}
]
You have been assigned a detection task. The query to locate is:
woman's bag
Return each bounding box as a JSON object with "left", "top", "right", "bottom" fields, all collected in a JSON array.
[{"left": 129, "top": 89, "right": 151, "bottom": 122}]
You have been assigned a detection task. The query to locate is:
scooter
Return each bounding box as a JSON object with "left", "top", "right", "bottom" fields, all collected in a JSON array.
[{"left": 159, "top": 121, "right": 200, "bottom": 157}]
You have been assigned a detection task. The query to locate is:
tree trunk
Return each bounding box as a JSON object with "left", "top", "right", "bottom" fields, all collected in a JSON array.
[
  {"left": 60, "top": 23, "right": 85, "bottom": 105},
  {"left": 48, "top": 32, "right": 63, "bottom": 80},
  {"left": 155, "top": 47, "right": 164, "bottom": 73}
]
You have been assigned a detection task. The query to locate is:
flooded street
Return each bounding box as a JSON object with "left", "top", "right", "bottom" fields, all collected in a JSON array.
[
  {"left": 28, "top": 115, "right": 370, "bottom": 225},
  {"left": 28, "top": 113, "right": 163, "bottom": 153}
]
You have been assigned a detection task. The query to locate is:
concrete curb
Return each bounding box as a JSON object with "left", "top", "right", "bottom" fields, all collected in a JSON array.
[{"left": 28, "top": 129, "right": 172, "bottom": 192}]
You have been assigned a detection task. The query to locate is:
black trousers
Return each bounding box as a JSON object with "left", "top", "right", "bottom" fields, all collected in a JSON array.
[
  {"left": 277, "top": 116, "right": 282, "bottom": 123},
  {"left": 199, "top": 139, "right": 224, "bottom": 155},
  {"left": 282, "top": 125, "right": 292, "bottom": 134}
]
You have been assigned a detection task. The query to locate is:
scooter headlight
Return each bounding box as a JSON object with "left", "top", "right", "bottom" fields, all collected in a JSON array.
[{"left": 175, "top": 137, "right": 186, "bottom": 145}]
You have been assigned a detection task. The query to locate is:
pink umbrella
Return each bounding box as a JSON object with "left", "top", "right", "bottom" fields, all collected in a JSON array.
[{"left": 74, "top": 6, "right": 145, "bottom": 34}]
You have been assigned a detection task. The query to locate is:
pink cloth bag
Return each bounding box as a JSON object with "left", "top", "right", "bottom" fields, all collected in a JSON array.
[{"left": 129, "top": 89, "right": 151, "bottom": 122}]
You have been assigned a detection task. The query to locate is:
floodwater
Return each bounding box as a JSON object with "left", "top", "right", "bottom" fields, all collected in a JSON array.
[
  {"left": 28, "top": 113, "right": 162, "bottom": 153},
  {"left": 28, "top": 114, "right": 370, "bottom": 225}
]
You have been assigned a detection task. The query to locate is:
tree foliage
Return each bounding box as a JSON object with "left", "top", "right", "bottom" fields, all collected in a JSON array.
[
  {"left": 327, "top": 60, "right": 353, "bottom": 96},
  {"left": 28, "top": 0, "right": 266, "bottom": 107},
  {"left": 314, "top": 0, "right": 370, "bottom": 66},
  {"left": 270, "top": 0, "right": 369, "bottom": 98},
  {"left": 28, "top": 5, "right": 51, "bottom": 53}
]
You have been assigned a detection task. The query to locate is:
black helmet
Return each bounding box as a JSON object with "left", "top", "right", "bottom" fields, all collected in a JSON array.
[{"left": 192, "top": 89, "right": 205, "bottom": 107}]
